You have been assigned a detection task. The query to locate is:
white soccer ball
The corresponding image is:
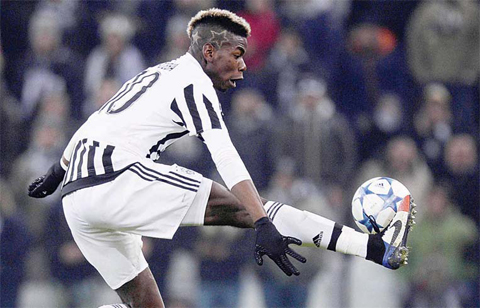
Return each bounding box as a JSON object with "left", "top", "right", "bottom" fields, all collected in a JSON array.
[{"left": 352, "top": 177, "right": 411, "bottom": 234}]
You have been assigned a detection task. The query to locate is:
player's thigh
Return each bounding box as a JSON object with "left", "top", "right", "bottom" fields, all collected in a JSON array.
[{"left": 63, "top": 192, "right": 149, "bottom": 290}]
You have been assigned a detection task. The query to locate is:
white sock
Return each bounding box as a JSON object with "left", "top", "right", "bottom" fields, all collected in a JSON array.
[
  {"left": 264, "top": 201, "right": 369, "bottom": 258},
  {"left": 98, "top": 304, "right": 129, "bottom": 308}
]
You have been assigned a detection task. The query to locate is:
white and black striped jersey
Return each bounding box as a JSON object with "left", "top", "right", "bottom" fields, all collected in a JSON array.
[{"left": 61, "top": 53, "right": 229, "bottom": 195}]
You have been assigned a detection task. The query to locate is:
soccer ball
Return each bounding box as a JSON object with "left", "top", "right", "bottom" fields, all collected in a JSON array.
[{"left": 352, "top": 177, "right": 411, "bottom": 234}]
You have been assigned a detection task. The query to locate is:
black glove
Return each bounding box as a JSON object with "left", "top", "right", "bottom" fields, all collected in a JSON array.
[
  {"left": 28, "top": 161, "right": 66, "bottom": 198},
  {"left": 254, "top": 216, "right": 306, "bottom": 276}
]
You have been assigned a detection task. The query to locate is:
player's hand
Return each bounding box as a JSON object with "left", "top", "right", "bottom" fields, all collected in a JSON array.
[
  {"left": 27, "top": 161, "right": 66, "bottom": 198},
  {"left": 254, "top": 217, "right": 306, "bottom": 276}
]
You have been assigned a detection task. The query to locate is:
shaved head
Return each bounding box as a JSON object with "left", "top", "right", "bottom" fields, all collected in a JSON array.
[
  {"left": 187, "top": 8, "right": 250, "bottom": 52},
  {"left": 187, "top": 8, "right": 251, "bottom": 38},
  {"left": 191, "top": 25, "right": 246, "bottom": 51}
]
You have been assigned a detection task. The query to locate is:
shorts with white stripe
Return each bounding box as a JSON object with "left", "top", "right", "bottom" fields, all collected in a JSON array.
[{"left": 62, "top": 161, "right": 212, "bottom": 289}]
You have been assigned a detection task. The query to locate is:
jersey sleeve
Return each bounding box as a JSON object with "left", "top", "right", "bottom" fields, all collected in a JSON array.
[
  {"left": 171, "top": 80, "right": 225, "bottom": 137},
  {"left": 61, "top": 127, "right": 83, "bottom": 170},
  {"left": 202, "top": 129, "right": 252, "bottom": 190}
]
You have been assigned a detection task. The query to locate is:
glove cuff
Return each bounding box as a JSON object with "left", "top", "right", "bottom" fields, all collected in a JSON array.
[
  {"left": 254, "top": 216, "right": 270, "bottom": 230},
  {"left": 51, "top": 161, "right": 67, "bottom": 179}
]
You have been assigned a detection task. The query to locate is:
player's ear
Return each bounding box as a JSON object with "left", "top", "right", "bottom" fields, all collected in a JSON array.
[{"left": 203, "top": 43, "right": 216, "bottom": 63}]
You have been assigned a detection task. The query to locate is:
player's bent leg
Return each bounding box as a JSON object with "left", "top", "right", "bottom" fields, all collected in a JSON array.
[
  {"left": 203, "top": 181, "right": 415, "bottom": 269},
  {"left": 203, "top": 181, "right": 254, "bottom": 228},
  {"left": 204, "top": 181, "right": 370, "bottom": 255},
  {"left": 204, "top": 182, "right": 368, "bottom": 255},
  {"left": 263, "top": 201, "right": 368, "bottom": 255},
  {"left": 262, "top": 199, "right": 416, "bottom": 269},
  {"left": 116, "top": 267, "right": 164, "bottom": 308}
]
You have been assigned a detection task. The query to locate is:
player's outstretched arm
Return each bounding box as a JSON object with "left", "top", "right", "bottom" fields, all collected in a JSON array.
[
  {"left": 27, "top": 157, "right": 68, "bottom": 198},
  {"left": 203, "top": 129, "right": 306, "bottom": 275}
]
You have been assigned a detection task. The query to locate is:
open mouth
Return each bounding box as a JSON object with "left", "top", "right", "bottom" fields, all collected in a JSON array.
[{"left": 229, "top": 77, "right": 243, "bottom": 88}]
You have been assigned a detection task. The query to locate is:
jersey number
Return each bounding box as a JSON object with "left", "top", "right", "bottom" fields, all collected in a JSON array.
[{"left": 99, "top": 71, "right": 160, "bottom": 114}]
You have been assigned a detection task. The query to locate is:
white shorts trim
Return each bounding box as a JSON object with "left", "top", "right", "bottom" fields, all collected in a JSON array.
[{"left": 181, "top": 178, "right": 212, "bottom": 225}]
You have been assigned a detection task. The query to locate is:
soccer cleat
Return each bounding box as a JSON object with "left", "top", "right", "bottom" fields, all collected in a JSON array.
[{"left": 381, "top": 195, "right": 416, "bottom": 269}]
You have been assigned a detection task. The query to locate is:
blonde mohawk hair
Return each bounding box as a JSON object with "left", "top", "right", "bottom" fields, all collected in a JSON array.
[{"left": 187, "top": 8, "right": 251, "bottom": 38}]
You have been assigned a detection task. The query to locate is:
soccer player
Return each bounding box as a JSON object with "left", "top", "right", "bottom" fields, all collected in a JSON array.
[{"left": 28, "top": 8, "right": 415, "bottom": 308}]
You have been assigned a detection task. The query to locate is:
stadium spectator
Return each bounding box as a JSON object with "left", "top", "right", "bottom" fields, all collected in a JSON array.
[
  {"left": 332, "top": 13, "right": 420, "bottom": 146},
  {"left": 413, "top": 83, "right": 454, "bottom": 178},
  {"left": 360, "top": 92, "right": 409, "bottom": 160},
  {"left": 134, "top": 1, "right": 175, "bottom": 62},
  {"left": 330, "top": 23, "right": 387, "bottom": 137},
  {"left": 34, "top": 0, "right": 80, "bottom": 33},
  {"left": 292, "top": 1, "right": 347, "bottom": 84},
  {"left": 226, "top": 88, "right": 276, "bottom": 192},
  {"left": 406, "top": 0, "right": 479, "bottom": 86},
  {"left": 346, "top": 1, "right": 419, "bottom": 43},
  {"left": 443, "top": 134, "right": 479, "bottom": 225},
  {"left": 136, "top": 0, "right": 214, "bottom": 63},
  {"left": 0, "top": 179, "right": 33, "bottom": 308},
  {"left": 263, "top": 27, "right": 312, "bottom": 113},
  {"left": 196, "top": 227, "right": 252, "bottom": 308},
  {"left": 277, "top": 75, "right": 357, "bottom": 189},
  {"left": 33, "top": 0, "right": 92, "bottom": 55},
  {"left": 155, "top": 15, "right": 192, "bottom": 64},
  {"left": 84, "top": 13, "right": 146, "bottom": 105},
  {"left": 237, "top": 0, "right": 280, "bottom": 73},
  {"left": 82, "top": 77, "right": 122, "bottom": 120},
  {"left": 402, "top": 182, "right": 478, "bottom": 308},
  {"left": 10, "top": 10, "right": 84, "bottom": 121},
  {"left": 278, "top": 0, "right": 351, "bottom": 27},
  {"left": 34, "top": 90, "right": 76, "bottom": 133}
]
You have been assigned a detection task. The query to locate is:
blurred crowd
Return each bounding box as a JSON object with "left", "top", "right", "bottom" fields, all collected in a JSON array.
[{"left": 1, "top": 0, "right": 479, "bottom": 307}]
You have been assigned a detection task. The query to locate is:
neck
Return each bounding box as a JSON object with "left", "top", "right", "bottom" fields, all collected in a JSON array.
[{"left": 188, "top": 47, "right": 206, "bottom": 70}]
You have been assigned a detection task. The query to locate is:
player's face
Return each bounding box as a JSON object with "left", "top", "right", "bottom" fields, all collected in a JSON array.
[{"left": 208, "top": 37, "right": 247, "bottom": 92}]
